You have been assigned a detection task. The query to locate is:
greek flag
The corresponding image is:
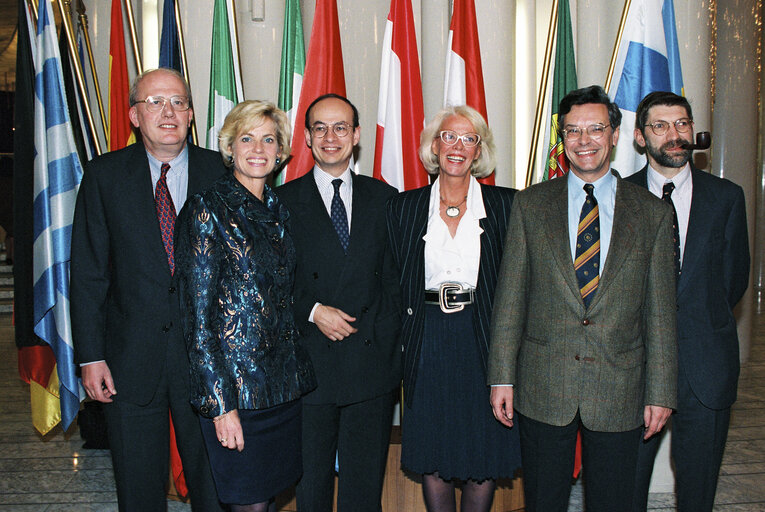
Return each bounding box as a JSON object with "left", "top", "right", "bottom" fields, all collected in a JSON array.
[
  {"left": 33, "top": 0, "right": 84, "bottom": 431},
  {"left": 609, "top": 0, "right": 683, "bottom": 177}
]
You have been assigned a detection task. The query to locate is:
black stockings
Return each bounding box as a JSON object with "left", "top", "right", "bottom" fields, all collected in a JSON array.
[{"left": 422, "top": 473, "right": 496, "bottom": 512}]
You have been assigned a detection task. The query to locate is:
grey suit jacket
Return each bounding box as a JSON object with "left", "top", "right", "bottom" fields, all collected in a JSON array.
[{"left": 488, "top": 171, "right": 678, "bottom": 432}]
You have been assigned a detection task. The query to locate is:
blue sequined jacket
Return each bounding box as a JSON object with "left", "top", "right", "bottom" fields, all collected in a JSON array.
[{"left": 176, "top": 173, "right": 316, "bottom": 418}]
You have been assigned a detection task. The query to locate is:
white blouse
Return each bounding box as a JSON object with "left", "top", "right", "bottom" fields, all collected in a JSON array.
[{"left": 423, "top": 176, "right": 485, "bottom": 290}]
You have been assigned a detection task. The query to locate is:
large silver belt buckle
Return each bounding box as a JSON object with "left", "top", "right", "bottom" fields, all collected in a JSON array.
[{"left": 438, "top": 282, "right": 464, "bottom": 314}]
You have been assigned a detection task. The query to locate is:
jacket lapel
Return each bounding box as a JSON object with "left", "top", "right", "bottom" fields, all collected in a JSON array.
[
  {"left": 677, "top": 168, "right": 715, "bottom": 297},
  {"left": 542, "top": 176, "right": 583, "bottom": 303}
]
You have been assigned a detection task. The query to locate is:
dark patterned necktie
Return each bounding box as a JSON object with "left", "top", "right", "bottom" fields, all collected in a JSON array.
[
  {"left": 331, "top": 178, "right": 349, "bottom": 254},
  {"left": 155, "top": 163, "right": 177, "bottom": 274},
  {"left": 575, "top": 184, "right": 600, "bottom": 307},
  {"left": 662, "top": 182, "right": 682, "bottom": 279}
]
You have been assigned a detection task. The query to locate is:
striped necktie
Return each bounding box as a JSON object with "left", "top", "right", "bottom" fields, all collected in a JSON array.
[
  {"left": 575, "top": 183, "right": 600, "bottom": 307},
  {"left": 662, "top": 182, "right": 682, "bottom": 279},
  {"left": 155, "top": 163, "right": 177, "bottom": 274}
]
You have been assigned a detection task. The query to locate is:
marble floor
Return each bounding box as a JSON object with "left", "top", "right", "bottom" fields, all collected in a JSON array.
[{"left": 0, "top": 305, "right": 763, "bottom": 511}]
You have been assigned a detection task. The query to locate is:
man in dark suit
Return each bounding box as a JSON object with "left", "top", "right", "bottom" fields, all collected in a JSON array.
[
  {"left": 276, "top": 94, "right": 401, "bottom": 512},
  {"left": 488, "top": 85, "right": 678, "bottom": 512},
  {"left": 71, "top": 68, "right": 224, "bottom": 511},
  {"left": 628, "top": 91, "right": 750, "bottom": 512}
]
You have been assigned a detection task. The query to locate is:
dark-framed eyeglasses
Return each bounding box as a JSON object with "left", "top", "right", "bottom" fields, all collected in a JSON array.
[
  {"left": 644, "top": 118, "right": 693, "bottom": 136},
  {"left": 309, "top": 122, "right": 352, "bottom": 138},
  {"left": 438, "top": 130, "right": 481, "bottom": 147},
  {"left": 134, "top": 95, "right": 191, "bottom": 112},
  {"left": 560, "top": 123, "right": 611, "bottom": 142}
]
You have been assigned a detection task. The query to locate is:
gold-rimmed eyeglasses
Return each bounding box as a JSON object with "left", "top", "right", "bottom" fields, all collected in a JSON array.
[
  {"left": 560, "top": 123, "right": 611, "bottom": 142},
  {"left": 644, "top": 118, "right": 693, "bottom": 136},
  {"left": 134, "top": 95, "right": 191, "bottom": 112},
  {"left": 309, "top": 122, "right": 352, "bottom": 138}
]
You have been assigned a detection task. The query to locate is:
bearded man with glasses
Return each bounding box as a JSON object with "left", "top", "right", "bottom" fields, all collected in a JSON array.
[
  {"left": 489, "top": 85, "right": 678, "bottom": 511},
  {"left": 71, "top": 68, "right": 224, "bottom": 511},
  {"left": 275, "top": 94, "right": 401, "bottom": 512},
  {"left": 627, "top": 91, "right": 750, "bottom": 512}
]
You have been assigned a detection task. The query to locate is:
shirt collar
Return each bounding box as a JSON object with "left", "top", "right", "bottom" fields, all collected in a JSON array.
[
  {"left": 146, "top": 145, "right": 188, "bottom": 176},
  {"left": 647, "top": 162, "right": 691, "bottom": 190},
  {"left": 428, "top": 176, "right": 486, "bottom": 220},
  {"left": 567, "top": 169, "right": 616, "bottom": 200}
]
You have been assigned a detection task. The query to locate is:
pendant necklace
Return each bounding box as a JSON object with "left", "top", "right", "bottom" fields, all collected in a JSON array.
[{"left": 440, "top": 195, "right": 467, "bottom": 218}]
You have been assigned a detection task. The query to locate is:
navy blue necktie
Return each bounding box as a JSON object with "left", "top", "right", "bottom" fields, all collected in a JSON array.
[
  {"left": 575, "top": 184, "right": 600, "bottom": 307},
  {"left": 662, "top": 182, "right": 682, "bottom": 279},
  {"left": 331, "top": 179, "right": 349, "bottom": 253}
]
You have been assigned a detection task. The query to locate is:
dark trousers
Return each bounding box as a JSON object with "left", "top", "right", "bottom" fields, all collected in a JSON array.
[
  {"left": 518, "top": 411, "right": 642, "bottom": 512},
  {"left": 633, "top": 369, "right": 731, "bottom": 512},
  {"left": 296, "top": 389, "right": 397, "bottom": 512},
  {"left": 103, "top": 335, "right": 222, "bottom": 512}
]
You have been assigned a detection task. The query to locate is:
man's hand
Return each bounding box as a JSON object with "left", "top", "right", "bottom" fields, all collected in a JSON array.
[
  {"left": 214, "top": 410, "right": 244, "bottom": 452},
  {"left": 82, "top": 361, "right": 117, "bottom": 403},
  {"left": 490, "top": 386, "right": 514, "bottom": 428},
  {"left": 314, "top": 305, "right": 357, "bottom": 341},
  {"left": 643, "top": 405, "right": 672, "bottom": 439}
]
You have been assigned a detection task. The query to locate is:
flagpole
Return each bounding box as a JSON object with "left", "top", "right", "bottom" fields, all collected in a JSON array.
[
  {"left": 228, "top": 0, "right": 244, "bottom": 100},
  {"left": 57, "top": 0, "right": 103, "bottom": 155},
  {"left": 26, "top": 0, "right": 38, "bottom": 25},
  {"left": 174, "top": 0, "right": 198, "bottom": 144},
  {"left": 525, "top": 0, "right": 559, "bottom": 188},
  {"left": 75, "top": 0, "right": 108, "bottom": 146},
  {"left": 123, "top": 0, "right": 143, "bottom": 74},
  {"left": 604, "top": 0, "right": 632, "bottom": 93}
]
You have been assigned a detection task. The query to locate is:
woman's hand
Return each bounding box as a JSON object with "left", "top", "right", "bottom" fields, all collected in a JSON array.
[{"left": 213, "top": 409, "right": 244, "bottom": 451}]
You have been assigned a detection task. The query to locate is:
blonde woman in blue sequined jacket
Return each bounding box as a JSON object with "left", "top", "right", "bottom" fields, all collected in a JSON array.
[{"left": 175, "top": 100, "right": 316, "bottom": 512}]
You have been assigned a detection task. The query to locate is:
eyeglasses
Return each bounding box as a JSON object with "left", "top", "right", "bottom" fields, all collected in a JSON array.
[
  {"left": 561, "top": 123, "right": 610, "bottom": 141},
  {"left": 134, "top": 95, "right": 191, "bottom": 112},
  {"left": 438, "top": 130, "right": 481, "bottom": 147},
  {"left": 309, "top": 122, "right": 352, "bottom": 138},
  {"left": 644, "top": 118, "right": 693, "bottom": 136}
]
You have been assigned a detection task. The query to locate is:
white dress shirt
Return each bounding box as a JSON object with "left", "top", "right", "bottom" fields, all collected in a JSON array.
[
  {"left": 646, "top": 163, "right": 692, "bottom": 264},
  {"left": 423, "top": 176, "right": 485, "bottom": 290}
]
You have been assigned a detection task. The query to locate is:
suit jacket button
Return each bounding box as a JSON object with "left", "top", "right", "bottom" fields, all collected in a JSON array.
[
  {"left": 575, "top": 354, "right": 580, "bottom": 361},
  {"left": 361, "top": 306, "right": 369, "bottom": 313},
  {"left": 407, "top": 308, "right": 413, "bottom": 315},
  {"left": 365, "top": 339, "right": 371, "bottom": 346},
  {"left": 581, "top": 318, "right": 590, "bottom": 326},
  {"left": 168, "top": 287, "right": 176, "bottom": 294},
  {"left": 162, "top": 324, "right": 171, "bottom": 333}
]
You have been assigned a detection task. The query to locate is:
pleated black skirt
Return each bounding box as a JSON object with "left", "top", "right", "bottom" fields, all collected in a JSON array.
[
  {"left": 200, "top": 398, "right": 302, "bottom": 505},
  {"left": 401, "top": 304, "right": 522, "bottom": 481}
]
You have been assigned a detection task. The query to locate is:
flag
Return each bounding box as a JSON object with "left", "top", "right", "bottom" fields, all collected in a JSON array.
[
  {"left": 275, "top": 0, "right": 306, "bottom": 186},
  {"left": 545, "top": 0, "right": 577, "bottom": 181},
  {"left": 206, "top": 0, "right": 244, "bottom": 151},
  {"left": 32, "top": 0, "right": 86, "bottom": 434},
  {"left": 444, "top": 0, "right": 494, "bottom": 184},
  {"left": 282, "top": 0, "right": 346, "bottom": 183},
  {"left": 608, "top": 0, "right": 684, "bottom": 177},
  {"left": 372, "top": 0, "right": 428, "bottom": 192},
  {"left": 159, "top": 0, "right": 182, "bottom": 72},
  {"left": 109, "top": 0, "right": 135, "bottom": 151},
  {"left": 75, "top": 27, "right": 97, "bottom": 162}
]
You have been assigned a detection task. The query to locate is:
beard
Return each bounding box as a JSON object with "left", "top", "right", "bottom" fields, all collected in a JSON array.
[{"left": 646, "top": 138, "right": 692, "bottom": 168}]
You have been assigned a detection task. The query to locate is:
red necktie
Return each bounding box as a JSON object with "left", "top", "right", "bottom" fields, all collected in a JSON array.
[{"left": 155, "top": 163, "right": 177, "bottom": 274}]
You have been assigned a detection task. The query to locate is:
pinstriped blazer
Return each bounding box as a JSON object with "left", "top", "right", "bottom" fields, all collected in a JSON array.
[{"left": 387, "top": 183, "right": 516, "bottom": 406}]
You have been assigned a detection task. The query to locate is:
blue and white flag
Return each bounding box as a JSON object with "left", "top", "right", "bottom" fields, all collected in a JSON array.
[
  {"left": 609, "top": 0, "right": 683, "bottom": 177},
  {"left": 33, "top": 0, "right": 85, "bottom": 431}
]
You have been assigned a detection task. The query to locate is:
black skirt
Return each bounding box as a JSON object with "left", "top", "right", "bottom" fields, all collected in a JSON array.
[
  {"left": 401, "top": 304, "right": 522, "bottom": 481},
  {"left": 200, "top": 399, "right": 302, "bottom": 505}
]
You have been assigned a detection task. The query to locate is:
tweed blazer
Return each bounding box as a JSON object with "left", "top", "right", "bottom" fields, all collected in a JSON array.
[
  {"left": 627, "top": 166, "right": 749, "bottom": 409},
  {"left": 387, "top": 183, "right": 516, "bottom": 406},
  {"left": 175, "top": 174, "right": 316, "bottom": 418},
  {"left": 488, "top": 172, "right": 678, "bottom": 432},
  {"left": 71, "top": 142, "right": 225, "bottom": 405}
]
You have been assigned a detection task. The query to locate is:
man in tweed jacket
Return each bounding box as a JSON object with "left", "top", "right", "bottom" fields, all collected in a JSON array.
[{"left": 488, "top": 86, "right": 678, "bottom": 512}]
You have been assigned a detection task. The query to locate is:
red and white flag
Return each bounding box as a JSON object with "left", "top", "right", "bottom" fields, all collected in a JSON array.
[
  {"left": 283, "top": 0, "right": 346, "bottom": 183},
  {"left": 443, "top": 0, "right": 493, "bottom": 184},
  {"left": 372, "top": 0, "right": 428, "bottom": 191}
]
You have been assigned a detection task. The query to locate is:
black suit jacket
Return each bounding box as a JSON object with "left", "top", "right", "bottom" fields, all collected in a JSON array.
[
  {"left": 275, "top": 172, "right": 402, "bottom": 406},
  {"left": 71, "top": 142, "right": 225, "bottom": 405},
  {"left": 386, "top": 183, "right": 516, "bottom": 405},
  {"left": 626, "top": 166, "right": 749, "bottom": 409}
]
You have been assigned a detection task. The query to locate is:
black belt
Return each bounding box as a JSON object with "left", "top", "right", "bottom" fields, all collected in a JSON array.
[{"left": 424, "top": 282, "right": 475, "bottom": 313}]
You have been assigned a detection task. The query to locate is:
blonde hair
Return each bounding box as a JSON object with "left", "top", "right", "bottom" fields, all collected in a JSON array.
[
  {"left": 418, "top": 105, "right": 496, "bottom": 178},
  {"left": 218, "top": 100, "right": 292, "bottom": 168}
]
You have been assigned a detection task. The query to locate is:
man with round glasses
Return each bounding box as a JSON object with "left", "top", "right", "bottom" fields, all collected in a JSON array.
[
  {"left": 71, "top": 68, "right": 224, "bottom": 511},
  {"left": 276, "top": 94, "right": 401, "bottom": 512},
  {"left": 489, "top": 85, "right": 678, "bottom": 511},
  {"left": 627, "top": 91, "right": 750, "bottom": 512}
]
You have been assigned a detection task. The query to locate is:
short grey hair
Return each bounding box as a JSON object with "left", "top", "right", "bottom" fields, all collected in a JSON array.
[{"left": 418, "top": 105, "right": 496, "bottom": 178}]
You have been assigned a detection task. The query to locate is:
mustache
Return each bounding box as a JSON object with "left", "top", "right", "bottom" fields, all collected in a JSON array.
[{"left": 662, "top": 139, "right": 693, "bottom": 151}]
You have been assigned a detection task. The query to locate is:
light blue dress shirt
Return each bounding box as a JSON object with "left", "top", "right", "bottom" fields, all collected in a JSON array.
[
  {"left": 146, "top": 145, "right": 190, "bottom": 214},
  {"left": 567, "top": 170, "right": 617, "bottom": 276}
]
